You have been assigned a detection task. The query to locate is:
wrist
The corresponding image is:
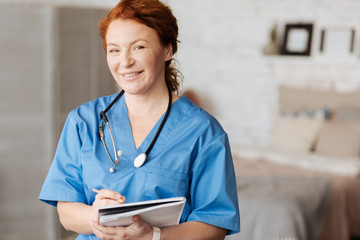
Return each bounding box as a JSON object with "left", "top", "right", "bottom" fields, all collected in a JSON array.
[{"left": 152, "top": 226, "right": 161, "bottom": 240}]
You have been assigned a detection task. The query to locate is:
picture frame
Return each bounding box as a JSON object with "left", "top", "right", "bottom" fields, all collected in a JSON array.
[
  {"left": 280, "top": 23, "right": 313, "bottom": 56},
  {"left": 319, "top": 26, "right": 356, "bottom": 58}
]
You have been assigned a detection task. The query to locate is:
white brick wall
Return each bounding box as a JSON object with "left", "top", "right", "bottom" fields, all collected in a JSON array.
[
  {"left": 1, "top": 0, "right": 358, "bottom": 146},
  {"left": 0, "top": 0, "right": 357, "bottom": 142},
  {"left": 167, "top": 0, "right": 360, "bottom": 146}
]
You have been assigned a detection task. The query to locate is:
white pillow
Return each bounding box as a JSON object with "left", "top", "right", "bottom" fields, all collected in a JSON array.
[{"left": 269, "top": 115, "right": 324, "bottom": 153}]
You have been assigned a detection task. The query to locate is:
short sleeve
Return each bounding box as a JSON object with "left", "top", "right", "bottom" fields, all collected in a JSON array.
[
  {"left": 187, "top": 133, "right": 240, "bottom": 235},
  {"left": 39, "top": 110, "right": 86, "bottom": 207}
]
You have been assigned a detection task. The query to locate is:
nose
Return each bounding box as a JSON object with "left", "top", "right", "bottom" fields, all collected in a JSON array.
[{"left": 119, "top": 50, "right": 134, "bottom": 68}]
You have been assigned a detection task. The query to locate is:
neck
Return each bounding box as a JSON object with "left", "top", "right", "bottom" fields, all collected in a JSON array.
[{"left": 125, "top": 85, "right": 170, "bottom": 118}]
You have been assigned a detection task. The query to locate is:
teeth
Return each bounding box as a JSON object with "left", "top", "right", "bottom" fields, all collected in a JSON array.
[{"left": 124, "top": 72, "right": 137, "bottom": 77}]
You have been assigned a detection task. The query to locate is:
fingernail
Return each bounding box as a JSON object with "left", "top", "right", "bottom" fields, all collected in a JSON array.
[{"left": 115, "top": 193, "right": 121, "bottom": 198}]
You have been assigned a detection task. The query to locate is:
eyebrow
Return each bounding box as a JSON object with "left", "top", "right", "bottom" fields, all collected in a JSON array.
[{"left": 107, "top": 39, "right": 150, "bottom": 48}]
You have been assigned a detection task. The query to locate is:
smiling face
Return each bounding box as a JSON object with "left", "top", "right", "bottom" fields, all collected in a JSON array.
[{"left": 106, "top": 19, "right": 173, "bottom": 97}]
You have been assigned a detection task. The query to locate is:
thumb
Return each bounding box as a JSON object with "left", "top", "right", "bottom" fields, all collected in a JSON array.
[
  {"left": 131, "top": 215, "right": 150, "bottom": 232},
  {"left": 130, "top": 215, "right": 153, "bottom": 238},
  {"left": 132, "top": 215, "right": 143, "bottom": 226}
]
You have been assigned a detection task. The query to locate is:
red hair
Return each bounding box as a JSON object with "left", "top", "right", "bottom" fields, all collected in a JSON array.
[{"left": 98, "top": 0, "right": 182, "bottom": 94}]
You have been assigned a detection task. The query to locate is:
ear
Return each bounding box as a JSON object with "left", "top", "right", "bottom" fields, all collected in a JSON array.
[{"left": 164, "top": 44, "right": 173, "bottom": 62}]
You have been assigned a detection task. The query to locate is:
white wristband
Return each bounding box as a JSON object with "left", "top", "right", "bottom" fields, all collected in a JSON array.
[{"left": 152, "top": 226, "right": 161, "bottom": 240}]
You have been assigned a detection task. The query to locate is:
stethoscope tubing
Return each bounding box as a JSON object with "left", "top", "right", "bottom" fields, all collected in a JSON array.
[
  {"left": 98, "top": 86, "right": 172, "bottom": 170},
  {"left": 145, "top": 87, "right": 172, "bottom": 155},
  {"left": 99, "top": 121, "right": 119, "bottom": 167}
]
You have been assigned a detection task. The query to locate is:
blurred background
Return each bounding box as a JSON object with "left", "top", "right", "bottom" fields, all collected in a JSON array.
[{"left": 0, "top": 0, "right": 360, "bottom": 239}]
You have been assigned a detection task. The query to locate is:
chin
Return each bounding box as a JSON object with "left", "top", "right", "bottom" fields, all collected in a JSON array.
[
  {"left": 121, "top": 86, "right": 146, "bottom": 96},
  {"left": 120, "top": 83, "right": 155, "bottom": 96}
]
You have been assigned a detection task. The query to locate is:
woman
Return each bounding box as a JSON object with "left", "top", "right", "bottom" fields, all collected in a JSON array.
[{"left": 39, "top": 0, "right": 240, "bottom": 239}]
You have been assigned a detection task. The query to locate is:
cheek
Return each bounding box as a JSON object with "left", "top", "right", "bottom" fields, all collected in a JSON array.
[
  {"left": 106, "top": 56, "right": 117, "bottom": 73},
  {"left": 143, "top": 53, "right": 164, "bottom": 73}
]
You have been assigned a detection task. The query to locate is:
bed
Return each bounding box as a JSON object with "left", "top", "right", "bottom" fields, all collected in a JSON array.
[{"left": 227, "top": 86, "right": 360, "bottom": 240}]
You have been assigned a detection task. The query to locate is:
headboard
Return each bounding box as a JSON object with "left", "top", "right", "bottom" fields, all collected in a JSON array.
[{"left": 279, "top": 86, "right": 360, "bottom": 111}]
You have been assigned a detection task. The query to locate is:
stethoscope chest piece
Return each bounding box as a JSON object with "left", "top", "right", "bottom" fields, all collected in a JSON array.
[{"left": 134, "top": 153, "right": 147, "bottom": 168}]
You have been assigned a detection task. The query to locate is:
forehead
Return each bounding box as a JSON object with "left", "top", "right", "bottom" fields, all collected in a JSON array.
[{"left": 106, "top": 19, "right": 160, "bottom": 45}]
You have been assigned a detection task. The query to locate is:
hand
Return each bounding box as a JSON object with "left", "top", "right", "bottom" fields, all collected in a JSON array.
[
  {"left": 90, "top": 215, "right": 153, "bottom": 240},
  {"left": 92, "top": 188, "right": 126, "bottom": 209}
]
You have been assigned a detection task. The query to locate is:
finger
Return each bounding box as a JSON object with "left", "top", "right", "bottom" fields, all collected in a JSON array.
[
  {"left": 94, "top": 189, "right": 125, "bottom": 202},
  {"left": 99, "top": 199, "right": 124, "bottom": 206},
  {"left": 91, "top": 219, "right": 123, "bottom": 239},
  {"left": 90, "top": 220, "right": 108, "bottom": 239},
  {"left": 133, "top": 215, "right": 149, "bottom": 231},
  {"left": 130, "top": 215, "right": 144, "bottom": 232},
  {"left": 95, "top": 188, "right": 122, "bottom": 199},
  {"left": 92, "top": 188, "right": 126, "bottom": 204},
  {"left": 126, "top": 215, "right": 153, "bottom": 237},
  {"left": 132, "top": 215, "right": 142, "bottom": 226}
]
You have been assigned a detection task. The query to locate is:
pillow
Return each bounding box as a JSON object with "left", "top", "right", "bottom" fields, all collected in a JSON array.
[
  {"left": 269, "top": 114, "right": 324, "bottom": 153},
  {"left": 314, "top": 121, "right": 360, "bottom": 158}
]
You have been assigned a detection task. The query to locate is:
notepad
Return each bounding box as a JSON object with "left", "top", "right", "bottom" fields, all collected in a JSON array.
[{"left": 98, "top": 197, "right": 186, "bottom": 227}]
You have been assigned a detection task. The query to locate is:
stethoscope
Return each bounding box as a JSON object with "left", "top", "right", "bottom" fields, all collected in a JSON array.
[{"left": 99, "top": 86, "right": 172, "bottom": 173}]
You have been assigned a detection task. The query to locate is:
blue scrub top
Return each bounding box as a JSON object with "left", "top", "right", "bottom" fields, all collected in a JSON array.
[{"left": 39, "top": 94, "right": 240, "bottom": 239}]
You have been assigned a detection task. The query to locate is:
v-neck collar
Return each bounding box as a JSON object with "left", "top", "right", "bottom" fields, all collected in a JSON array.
[
  {"left": 110, "top": 96, "right": 165, "bottom": 160},
  {"left": 124, "top": 99, "right": 166, "bottom": 153},
  {"left": 105, "top": 95, "right": 190, "bottom": 164}
]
